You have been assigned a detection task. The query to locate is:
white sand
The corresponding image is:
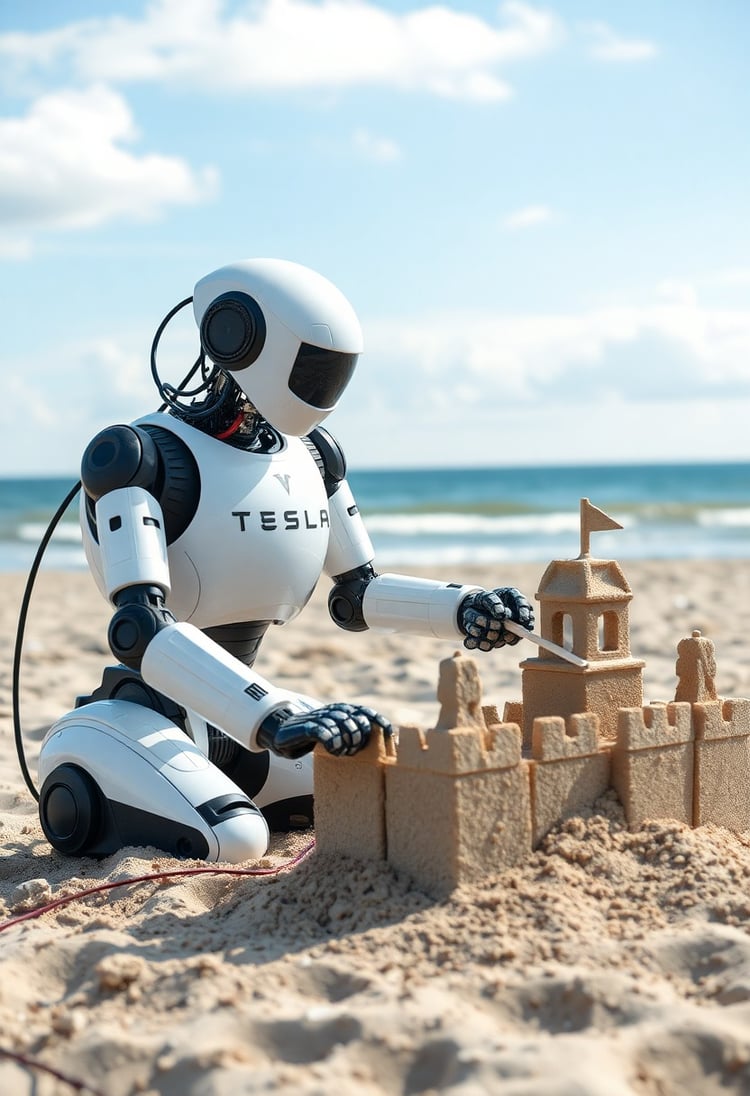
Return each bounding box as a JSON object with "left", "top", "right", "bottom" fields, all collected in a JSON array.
[{"left": 2, "top": 560, "right": 750, "bottom": 1095}]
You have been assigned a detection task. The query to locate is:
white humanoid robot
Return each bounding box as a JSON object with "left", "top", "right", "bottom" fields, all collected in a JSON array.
[{"left": 37, "top": 259, "right": 534, "bottom": 863}]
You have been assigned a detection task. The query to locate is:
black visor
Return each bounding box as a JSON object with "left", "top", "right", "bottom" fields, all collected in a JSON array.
[{"left": 288, "top": 342, "right": 358, "bottom": 409}]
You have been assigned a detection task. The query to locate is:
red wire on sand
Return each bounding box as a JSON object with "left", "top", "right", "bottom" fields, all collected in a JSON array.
[
  {"left": 0, "top": 839, "right": 315, "bottom": 933},
  {"left": 0, "top": 1048, "right": 105, "bottom": 1095}
]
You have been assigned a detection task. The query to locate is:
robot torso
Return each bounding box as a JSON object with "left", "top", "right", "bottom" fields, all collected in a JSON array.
[{"left": 82, "top": 413, "right": 331, "bottom": 629}]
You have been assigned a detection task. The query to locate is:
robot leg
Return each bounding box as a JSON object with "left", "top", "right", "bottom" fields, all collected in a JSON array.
[
  {"left": 38, "top": 700, "right": 269, "bottom": 863},
  {"left": 77, "top": 666, "right": 314, "bottom": 834},
  {"left": 202, "top": 723, "right": 315, "bottom": 832}
]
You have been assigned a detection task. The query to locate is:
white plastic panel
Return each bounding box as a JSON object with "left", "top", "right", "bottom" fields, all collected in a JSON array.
[
  {"left": 362, "top": 572, "right": 483, "bottom": 639},
  {"left": 96, "top": 486, "right": 171, "bottom": 601}
]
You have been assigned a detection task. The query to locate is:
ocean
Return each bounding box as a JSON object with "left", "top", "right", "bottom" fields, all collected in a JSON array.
[{"left": 2, "top": 461, "right": 749, "bottom": 573}]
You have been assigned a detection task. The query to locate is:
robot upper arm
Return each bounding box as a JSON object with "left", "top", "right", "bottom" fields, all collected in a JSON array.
[
  {"left": 303, "top": 426, "right": 347, "bottom": 497},
  {"left": 304, "top": 427, "right": 376, "bottom": 582},
  {"left": 81, "top": 426, "right": 177, "bottom": 670},
  {"left": 303, "top": 428, "right": 379, "bottom": 631}
]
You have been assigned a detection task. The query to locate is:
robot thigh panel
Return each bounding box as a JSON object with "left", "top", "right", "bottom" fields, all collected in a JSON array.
[
  {"left": 38, "top": 700, "right": 270, "bottom": 863},
  {"left": 212, "top": 725, "right": 315, "bottom": 833}
]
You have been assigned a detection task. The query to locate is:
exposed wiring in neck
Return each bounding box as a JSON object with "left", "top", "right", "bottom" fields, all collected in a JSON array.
[{"left": 215, "top": 411, "right": 245, "bottom": 439}]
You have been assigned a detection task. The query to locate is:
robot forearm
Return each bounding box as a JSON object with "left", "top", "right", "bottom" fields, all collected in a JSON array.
[
  {"left": 321, "top": 464, "right": 492, "bottom": 641},
  {"left": 361, "top": 572, "right": 483, "bottom": 640},
  {"left": 330, "top": 571, "right": 535, "bottom": 649},
  {"left": 140, "top": 621, "right": 312, "bottom": 751},
  {"left": 324, "top": 477, "right": 375, "bottom": 578}
]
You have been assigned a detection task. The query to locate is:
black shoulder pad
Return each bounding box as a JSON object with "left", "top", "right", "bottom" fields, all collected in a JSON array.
[
  {"left": 303, "top": 427, "right": 347, "bottom": 496},
  {"left": 81, "top": 424, "right": 160, "bottom": 501}
]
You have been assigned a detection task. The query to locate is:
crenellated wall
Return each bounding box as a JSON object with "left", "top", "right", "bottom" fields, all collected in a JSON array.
[{"left": 314, "top": 645, "right": 750, "bottom": 897}]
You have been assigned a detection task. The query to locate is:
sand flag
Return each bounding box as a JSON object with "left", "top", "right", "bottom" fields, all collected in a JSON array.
[{"left": 579, "top": 497, "right": 622, "bottom": 557}]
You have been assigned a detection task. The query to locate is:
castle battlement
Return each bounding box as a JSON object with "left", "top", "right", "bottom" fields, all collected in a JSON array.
[
  {"left": 692, "top": 697, "right": 750, "bottom": 832},
  {"left": 395, "top": 721, "right": 522, "bottom": 774},
  {"left": 617, "top": 701, "right": 693, "bottom": 750},
  {"left": 693, "top": 698, "right": 750, "bottom": 740},
  {"left": 531, "top": 711, "right": 600, "bottom": 761}
]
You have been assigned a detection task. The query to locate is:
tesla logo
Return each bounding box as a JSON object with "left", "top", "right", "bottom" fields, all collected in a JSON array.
[
  {"left": 274, "top": 474, "right": 292, "bottom": 494},
  {"left": 232, "top": 509, "right": 330, "bottom": 532}
]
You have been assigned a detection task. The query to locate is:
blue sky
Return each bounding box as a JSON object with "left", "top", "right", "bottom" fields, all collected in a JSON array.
[{"left": 1, "top": 0, "right": 749, "bottom": 473}]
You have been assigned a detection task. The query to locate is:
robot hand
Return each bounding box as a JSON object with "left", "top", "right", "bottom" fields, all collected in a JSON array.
[
  {"left": 459, "top": 587, "right": 534, "bottom": 652},
  {"left": 257, "top": 703, "right": 393, "bottom": 760}
]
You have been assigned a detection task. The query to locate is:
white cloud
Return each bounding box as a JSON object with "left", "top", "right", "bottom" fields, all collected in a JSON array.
[
  {"left": 335, "top": 392, "right": 750, "bottom": 469},
  {"left": 353, "top": 128, "right": 401, "bottom": 163},
  {"left": 655, "top": 279, "right": 698, "bottom": 308},
  {"left": 583, "top": 21, "right": 658, "bottom": 62},
  {"left": 0, "top": 86, "right": 218, "bottom": 243},
  {"left": 336, "top": 286, "right": 750, "bottom": 467},
  {"left": 0, "top": 0, "right": 563, "bottom": 103},
  {"left": 711, "top": 267, "right": 750, "bottom": 287},
  {"left": 360, "top": 287, "right": 750, "bottom": 410},
  {"left": 0, "top": 349, "right": 141, "bottom": 477},
  {"left": 0, "top": 325, "right": 192, "bottom": 473},
  {"left": 0, "top": 237, "right": 33, "bottom": 261},
  {"left": 502, "top": 204, "right": 553, "bottom": 230}
]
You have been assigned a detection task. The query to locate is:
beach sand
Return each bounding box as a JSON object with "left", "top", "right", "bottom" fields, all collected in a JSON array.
[{"left": 2, "top": 559, "right": 750, "bottom": 1094}]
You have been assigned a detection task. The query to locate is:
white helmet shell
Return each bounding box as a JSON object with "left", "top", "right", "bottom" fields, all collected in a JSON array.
[{"left": 193, "top": 259, "right": 363, "bottom": 436}]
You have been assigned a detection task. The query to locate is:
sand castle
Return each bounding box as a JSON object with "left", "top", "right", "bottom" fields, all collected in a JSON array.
[{"left": 314, "top": 499, "right": 750, "bottom": 896}]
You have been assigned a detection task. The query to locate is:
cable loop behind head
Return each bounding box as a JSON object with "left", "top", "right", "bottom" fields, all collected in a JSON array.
[{"left": 150, "top": 296, "right": 233, "bottom": 421}]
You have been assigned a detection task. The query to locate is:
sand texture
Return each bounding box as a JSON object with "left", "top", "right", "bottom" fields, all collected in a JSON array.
[{"left": 2, "top": 560, "right": 750, "bottom": 1094}]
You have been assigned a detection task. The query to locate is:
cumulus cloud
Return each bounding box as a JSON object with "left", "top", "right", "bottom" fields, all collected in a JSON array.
[
  {"left": 0, "top": 85, "right": 217, "bottom": 244},
  {"left": 353, "top": 128, "right": 401, "bottom": 163},
  {"left": 0, "top": 0, "right": 563, "bottom": 103},
  {"left": 0, "top": 237, "right": 33, "bottom": 261},
  {"left": 0, "top": 318, "right": 200, "bottom": 469},
  {"left": 360, "top": 288, "right": 750, "bottom": 411},
  {"left": 0, "top": 332, "right": 157, "bottom": 474},
  {"left": 583, "top": 21, "right": 658, "bottom": 62},
  {"left": 711, "top": 267, "right": 750, "bottom": 287},
  {"left": 502, "top": 204, "right": 553, "bottom": 230}
]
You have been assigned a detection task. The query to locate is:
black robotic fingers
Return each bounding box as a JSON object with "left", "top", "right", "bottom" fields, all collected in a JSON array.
[
  {"left": 257, "top": 702, "right": 393, "bottom": 760},
  {"left": 459, "top": 587, "right": 535, "bottom": 652}
]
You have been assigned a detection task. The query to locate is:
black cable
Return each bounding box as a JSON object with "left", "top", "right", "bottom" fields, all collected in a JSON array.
[
  {"left": 12, "top": 480, "right": 82, "bottom": 801},
  {"left": 151, "top": 296, "right": 232, "bottom": 421}
]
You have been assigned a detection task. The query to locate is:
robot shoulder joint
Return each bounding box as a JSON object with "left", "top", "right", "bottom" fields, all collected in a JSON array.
[
  {"left": 81, "top": 425, "right": 160, "bottom": 501},
  {"left": 303, "top": 427, "right": 347, "bottom": 497}
]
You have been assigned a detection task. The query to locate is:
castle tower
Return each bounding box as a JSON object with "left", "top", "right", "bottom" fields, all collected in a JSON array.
[{"left": 520, "top": 499, "right": 644, "bottom": 743}]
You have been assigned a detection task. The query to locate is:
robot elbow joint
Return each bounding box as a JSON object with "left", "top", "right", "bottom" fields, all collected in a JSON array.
[
  {"left": 108, "top": 587, "right": 175, "bottom": 670},
  {"left": 327, "top": 565, "right": 375, "bottom": 633}
]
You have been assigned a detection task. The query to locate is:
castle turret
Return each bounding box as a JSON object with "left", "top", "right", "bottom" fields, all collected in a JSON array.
[{"left": 520, "top": 499, "right": 644, "bottom": 743}]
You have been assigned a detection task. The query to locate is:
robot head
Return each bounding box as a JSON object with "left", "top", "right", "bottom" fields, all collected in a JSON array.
[{"left": 192, "top": 259, "right": 363, "bottom": 436}]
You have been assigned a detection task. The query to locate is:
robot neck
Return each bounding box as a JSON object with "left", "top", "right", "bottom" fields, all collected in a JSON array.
[
  {"left": 208, "top": 406, "right": 284, "bottom": 453},
  {"left": 215, "top": 407, "right": 252, "bottom": 441},
  {"left": 172, "top": 374, "right": 279, "bottom": 451}
]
